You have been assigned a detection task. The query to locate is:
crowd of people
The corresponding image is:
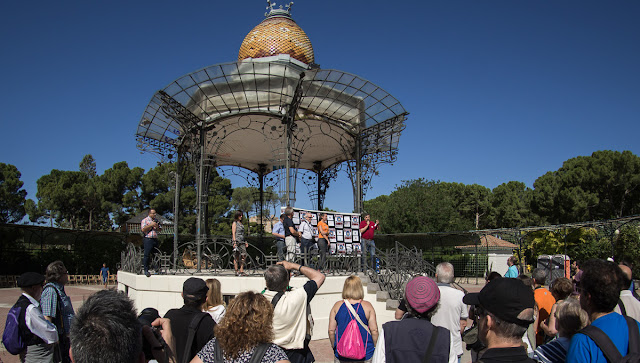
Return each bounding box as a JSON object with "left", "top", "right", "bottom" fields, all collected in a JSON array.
[{"left": 6, "top": 251, "right": 640, "bottom": 363}]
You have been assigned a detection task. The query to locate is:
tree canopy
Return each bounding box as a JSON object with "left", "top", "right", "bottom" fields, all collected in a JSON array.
[{"left": 0, "top": 163, "right": 28, "bottom": 223}]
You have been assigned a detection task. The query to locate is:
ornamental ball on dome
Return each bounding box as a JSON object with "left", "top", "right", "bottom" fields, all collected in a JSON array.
[{"left": 238, "top": 1, "right": 315, "bottom": 65}]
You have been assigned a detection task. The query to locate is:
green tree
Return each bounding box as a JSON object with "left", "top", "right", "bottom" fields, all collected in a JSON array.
[
  {"left": 458, "top": 184, "right": 493, "bottom": 229},
  {"left": 490, "top": 181, "right": 533, "bottom": 228},
  {"left": 36, "top": 169, "right": 89, "bottom": 229},
  {"left": 79, "top": 154, "right": 97, "bottom": 178},
  {"left": 0, "top": 163, "right": 27, "bottom": 223},
  {"left": 532, "top": 150, "right": 640, "bottom": 223}
]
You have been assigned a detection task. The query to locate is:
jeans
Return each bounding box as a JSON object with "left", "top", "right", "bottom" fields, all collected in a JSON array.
[
  {"left": 276, "top": 239, "right": 285, "bottom": 261},
  {"left": 143, "top": 237, "right": 157, "bottom": 274},
  {"left": 300, "top": 238, "right": 314, "bottom": 266},
  {"left": 317, "top": 238, "right": 328, "bottom": 270},
  {"left": 361, "top": 238, "right": 376, "bottom": 271}
]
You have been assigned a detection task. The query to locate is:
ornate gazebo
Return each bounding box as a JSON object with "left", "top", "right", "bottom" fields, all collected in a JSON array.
[{"left": 135, "top": 1, "right": 408, "bottom": 268}]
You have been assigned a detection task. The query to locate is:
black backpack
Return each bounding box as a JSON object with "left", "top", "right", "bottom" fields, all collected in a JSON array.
[{"left": 580, "top": 315, "right": 640, "bottom": 363}]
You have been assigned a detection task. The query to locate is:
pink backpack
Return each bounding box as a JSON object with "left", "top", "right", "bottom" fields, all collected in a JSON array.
[{"left": 336, "top": 301, "right": 369, "bottom": 360}]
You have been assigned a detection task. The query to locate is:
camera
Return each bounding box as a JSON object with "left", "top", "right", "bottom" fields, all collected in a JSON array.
[{"left": 138, "top": 308, "right": 169, "bottom": 362}]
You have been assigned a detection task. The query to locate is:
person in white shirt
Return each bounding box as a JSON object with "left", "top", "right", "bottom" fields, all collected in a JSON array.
[
  {"left": 430, "top": 262, "right": 468, "bottom": 362},
  {"left": 298, "top": 213, "right": 315, "bottom": 266},
  {"left": 615, "top": 264, "right": 640, "bottom": 321},
  {"left": 13, "top": 272, "right": 58, "bottom": 362}
]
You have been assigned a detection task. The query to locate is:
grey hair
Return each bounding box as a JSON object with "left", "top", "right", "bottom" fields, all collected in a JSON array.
[
  {"left": 265, "top": 265, "right": 289, "bottom": 292},
  {"left": 436, "top": 262, "right": 455, "bottom": 283},
  {"left": 45, "top": 261, "right": 67, "bottom": 284},
  {"left": 284, "top": 207, "right": 294, "bottom": 216},
  {"left": 532, "top": 268, "right": 546, "bottom": 285},
  {"left": 70, "top": 290, "right": 142, "bottom": 363}
]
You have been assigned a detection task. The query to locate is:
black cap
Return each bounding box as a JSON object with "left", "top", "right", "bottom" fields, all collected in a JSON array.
[
  {"left": 183, "top": 277, "right": 208, "bottom": 298},
  {"left": 17, "top": 272, "right": 45, "bottom": 288},
  {"left": 463, "top": 278, "right": 535, "bottom": 327}
]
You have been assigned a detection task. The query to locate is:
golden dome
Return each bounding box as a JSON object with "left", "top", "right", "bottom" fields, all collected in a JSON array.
[{"left": 238, "top": 4, "right": 314, "bottom": 65}]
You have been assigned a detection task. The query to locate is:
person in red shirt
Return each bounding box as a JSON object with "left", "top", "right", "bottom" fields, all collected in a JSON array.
[{"left": 359, "top": 213, "right": 379, "bottom": 272}]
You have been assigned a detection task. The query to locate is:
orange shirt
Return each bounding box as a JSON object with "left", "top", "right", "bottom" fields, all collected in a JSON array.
[
  {"left": 534, "top": 286, "right": 556, "bottom": 345},
  {"left": 317, "top": 221, "right": 329, "bottom": 240}
]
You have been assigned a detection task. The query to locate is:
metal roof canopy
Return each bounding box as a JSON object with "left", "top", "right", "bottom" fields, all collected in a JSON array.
[{"left": 136, "top": 55, "right": 407, "bottom": 175}]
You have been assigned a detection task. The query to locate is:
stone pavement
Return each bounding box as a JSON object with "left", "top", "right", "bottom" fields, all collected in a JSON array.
[{"left": 1, "top": 280, "right": 483, "bottom": 363}]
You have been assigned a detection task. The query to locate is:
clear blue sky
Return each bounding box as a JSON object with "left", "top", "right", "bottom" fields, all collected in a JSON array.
[{"left": 2, "top": 1, "right": 639, "bottom": 215}]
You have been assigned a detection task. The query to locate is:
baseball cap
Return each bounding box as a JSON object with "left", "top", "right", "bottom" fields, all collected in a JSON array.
[
  {"left": 183, "top": 277, "right": 208, "bottom": 298},
  {"left": 17, "top": 272, "right": 45, "bottom": 287},
  {"left": 405, "top": 276, "right": 440, "bottom": 313},
  {"left": 463, "top": 278, "right": 534, "bottom": 327}
]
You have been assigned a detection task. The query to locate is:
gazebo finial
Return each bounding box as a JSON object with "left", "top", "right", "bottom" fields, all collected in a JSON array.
[{"left": 265, "top": 0, "right": 294, "bottom": 18}]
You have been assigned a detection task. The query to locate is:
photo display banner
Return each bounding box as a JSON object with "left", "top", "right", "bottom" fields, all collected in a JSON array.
[{"left": 281, "top": 207, "right": 361, "bottom": 255}]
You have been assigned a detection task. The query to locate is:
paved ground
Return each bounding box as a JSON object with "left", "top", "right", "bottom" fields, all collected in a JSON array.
[{"left": 0, "top": 280, "right": 483, "bottom": 363}]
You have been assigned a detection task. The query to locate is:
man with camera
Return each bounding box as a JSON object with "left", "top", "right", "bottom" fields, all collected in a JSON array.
[
  {"left": 141, "top": 209, "right": 162, "bottom": 277},
  {"left": 263, "top": 261, "right": 325, "bottom": 363},
  {"left": 70, "top": 289, "right": 176, "bottom": 363}
]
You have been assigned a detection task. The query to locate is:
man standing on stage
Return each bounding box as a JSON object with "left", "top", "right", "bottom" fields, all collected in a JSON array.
[
  {"left": 283, "top": 207, "right": 300, "bottom": 262},
  {"left": 359, "top": 213, "right": 379, "bottom": 271},
  {"left": 272, "top": 214, "right": 286, "bottom": 261},
  {"left": 141, "top": 209, "right": 161, "bottom": 277}
]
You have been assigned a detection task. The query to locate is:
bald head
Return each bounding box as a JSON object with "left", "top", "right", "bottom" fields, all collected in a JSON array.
[{"left": 619, "top": 264, "right": 633, "bottom": 290}]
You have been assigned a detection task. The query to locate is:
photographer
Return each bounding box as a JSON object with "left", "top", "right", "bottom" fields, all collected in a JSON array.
[
  {"left": 141, "top": 209, "right": 162, "bottom": 277},
  {"left": 70, "top": 289, "right": 176, "bottom": 363},
  {"left": 263, "top": 261, "right": 325, "bottom": 363}
]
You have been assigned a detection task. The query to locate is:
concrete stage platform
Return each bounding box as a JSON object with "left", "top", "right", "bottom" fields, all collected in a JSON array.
[{"left": 117, "top": 271, "right": 397, "bottom": 341}]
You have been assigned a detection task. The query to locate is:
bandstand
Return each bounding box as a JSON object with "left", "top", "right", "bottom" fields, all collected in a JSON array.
[{"left": 132, "top": 1, "right": 408, "bottom": 271}]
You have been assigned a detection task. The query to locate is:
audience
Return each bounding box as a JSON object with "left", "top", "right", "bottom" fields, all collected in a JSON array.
[
  {"left": 614, "top": 263, "right": 640, "bottom": 321},
  {"left": 533, "top": 298, "right": 588, "bottom": 363},
  {"left": 567, "top": 259, "right": 640, "bottom": 362},
  {"left": 372, "top": 276, "right": 456, "bottom": 363},
  {"left": 41, "top": 260, "right": 75, "bottom": 363},
  {"left": 463, "top": 278, "right": 536, "bottom": 363},
  {"left": 263, "top": 261, "right": 325, "bottom": 363},
  {"left": 70, "top": 289, "right": 176, "bottom": 363},
  {"left": 532, "top": 268, "right": 556, "bottom": 346},
  {"left": 430, "top": 262, "right": 468, "bottom": 362},
  {"left": 10, "top": 272, "right": 58, "bottom": 362},
  {"left": 540, "top": 277, "right": 574, "bottom": 338},
  {"left": 202, "top": 278, "right": 226, "bottom": 324},
  {"left": 164, "top": 277, "right": 216, "bottom": 363},
  {"left": 505, "top": 256, "right": 519, "bottom": 278},
  {"left": 328, "top": 275, "right": 378, "bottom": 362},
  {"left": 193, "top": 291, "right": 289, "bottom": 363}
]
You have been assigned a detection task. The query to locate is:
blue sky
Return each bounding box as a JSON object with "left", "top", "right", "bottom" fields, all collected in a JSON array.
[{"left": 2, "top": 0, "right": 639, "bottom": 215}]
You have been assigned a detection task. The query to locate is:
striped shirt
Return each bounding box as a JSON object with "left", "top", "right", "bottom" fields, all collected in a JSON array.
[{"left": 533, "top": 337, "right": 570, "bottom": 363}]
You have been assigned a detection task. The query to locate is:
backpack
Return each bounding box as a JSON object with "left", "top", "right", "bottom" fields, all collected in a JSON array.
[
  {"left": 181, "top": 312, "right": 208, "bottom": 363},
  {"left": 2, "top": 304, "right": 26, "bottom": 354},
  {"left": 580, "top": 315, "right": 640, "bottom": 363},
  {"left": 336, "top": 300, "right": 369, "bottom": 360}
]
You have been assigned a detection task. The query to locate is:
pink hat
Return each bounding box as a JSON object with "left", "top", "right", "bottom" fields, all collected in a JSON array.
[{"left": 405, "top": 276, "right": 440, "bottom": 313}]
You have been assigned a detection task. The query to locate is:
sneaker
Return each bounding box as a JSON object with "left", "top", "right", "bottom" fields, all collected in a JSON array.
[{"left": 145, "top": 271, "right": 151, "bottom": 277}]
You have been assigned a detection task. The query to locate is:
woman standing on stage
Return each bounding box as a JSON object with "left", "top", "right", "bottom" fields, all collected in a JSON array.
[{"left": 232, "top": 210, "right": 248, "bottom": 276}]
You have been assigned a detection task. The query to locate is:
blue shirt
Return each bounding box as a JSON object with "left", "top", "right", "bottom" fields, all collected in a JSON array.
[
  {"left": 505, "top": 265, "right": 519, "bottom": 278},
  {"left": 566, "top": 312, "right": 640, "bottom": 363},
  {"left": 272, "top": 221, "right": 285, "bottom": 241},
  {"left": 334, "top": 302, "right": 375, "bottom": 361},
  {"left": 100, "top": 267, "right": 109, "bottom": 278}
]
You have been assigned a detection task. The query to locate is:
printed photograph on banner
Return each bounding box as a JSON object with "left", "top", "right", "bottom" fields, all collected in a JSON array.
[
  {"left": 353, "top": 243, "right": 361, "bottom": 254},
  {"left": 293, "top": 216, "right": 300, "bottom": 224},
  {"left": 352, "top": 230, "right": 360, "bottom": 241},
  {"left": 329, "top": 228, "right": 337, "bottom": 243},
  {"left": 335, "top": 215, "right": 343, "bottom": 228},
  {"left": 336, "top": 229, "right": 344, "bottom": 242},
  {"left": 330, "top": 243, "right": 337, "bottom": 255},
  {"left": 352, "top": 216, "right": 360, "bottom": 225},
  {"left": 327, "top": 214, "right": 335, "bottom": 227},
  {"left": 311, "top": 213, "right": 318, "bottom": 226},
  {"left": 344, "top": 216, "right": 351, "bottom": 228},
  {"left": 346, "top": 243, "right": 353, "bottom": 254},
  {"left": 294, "top": 211, "right": 300, "bottom": 219},
  {"left": 337, "top": 243, "right": 346, "bottom": 254},
  {"left": 344, "top": 229, "right": 352, "bottom": 242}
]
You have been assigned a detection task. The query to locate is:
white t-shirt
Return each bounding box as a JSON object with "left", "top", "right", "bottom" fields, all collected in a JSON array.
[
  {"left": 430, "top": 283, "right": 468, "bottom": 357},
  {"left": 204, "top": 305, "right": 226, "bottom": 324}
]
